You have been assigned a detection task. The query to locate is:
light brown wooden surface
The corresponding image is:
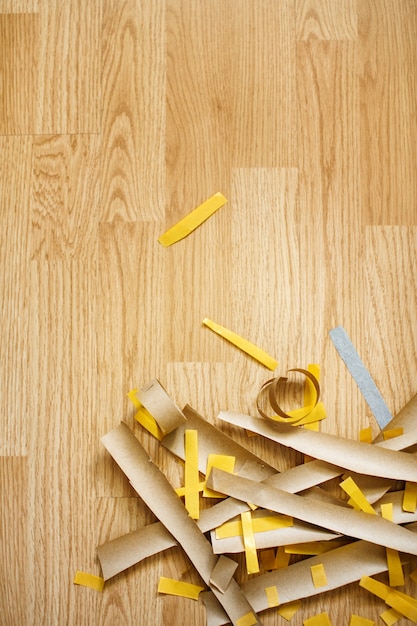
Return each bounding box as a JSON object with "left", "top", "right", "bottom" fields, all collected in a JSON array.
[{"left": 1, "top": 1, "right": 417, "bottom": 624}]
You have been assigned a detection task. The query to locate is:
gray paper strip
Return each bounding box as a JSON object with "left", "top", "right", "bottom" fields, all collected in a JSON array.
[{"left": 329, "top": 325, "right": 393, "bottom": 429}]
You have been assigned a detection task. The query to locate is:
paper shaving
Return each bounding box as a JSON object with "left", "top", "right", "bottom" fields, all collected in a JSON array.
[
  {"left": 101, "top": 423, "right": 262, "bottom": 626},
  {"left": 217, "top": 411, "right": 417, "bottom": 482},
  {"left": 73, "top": 571, "right": 104, "bottom": 592},
  {"left": 92, "top": 373, "right": 417, "bottom": 626},
  {"left": 158, "top": 192, "right": 227, "bottom": 246},
  {"left": 380, "top": 608, "right": 401, "bottom": 626},
  {"left": 349, "top": 617, "right": 375, "bottom": 626},
  {"left": 209, "top": 555, "right": 238, "bottom": 593},
  {"left": 203, "top": 318, "right": 278, "bottom": 370},
  {"left": 329, "top": 325, "right": 393, "bottom": 429},
  {"left": 157, "top": 576, "right": 204, "bottom": 600},
  {"left": 303, "top": 612, "right": 332, "bottom": 626}
]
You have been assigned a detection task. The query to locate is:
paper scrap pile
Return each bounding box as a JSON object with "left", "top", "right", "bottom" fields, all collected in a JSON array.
[{"left": 75, "top": 373, "right": 417, "bottom": 626}]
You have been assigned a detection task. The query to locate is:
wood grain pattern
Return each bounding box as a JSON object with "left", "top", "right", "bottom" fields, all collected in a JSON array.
[
  {"left": 31, "top": 134, "right": 100, "bottom": 261},
  {"left": 0, "top": 137, "right": 32, "bottom": 455},
  {"left": 0, "top": 457, "right": 28, "bottom": 625},
  {"left": 1, "top": 1, "right": 417, "bottom": 624},
  {"left": 101, "top": 0, "right": 165, "bottom": 222},
  {"left": 296, "top": 0, "right": 357, "bottom": 40},
  {"left": 359, "top": 0, "right": 417, "bottom": 225},
  {"left": 0, "top": 14, "right": 38, "bottom": 135}
]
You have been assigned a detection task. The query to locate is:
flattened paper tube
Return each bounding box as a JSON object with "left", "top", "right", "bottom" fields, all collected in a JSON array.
[
  {"left": 217, "top": 412, "right": 417, "bottom": 482},
  {"left": 205, "top": 524, "right": 417, "bottom": 626},
  {"left": 101, "top": 423, "right": 262, "bottom": 626},
  {"left": 207, "top": 468, "right": 417, "bottom": 555}
]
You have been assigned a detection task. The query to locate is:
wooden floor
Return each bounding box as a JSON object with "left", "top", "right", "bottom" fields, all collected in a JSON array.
[{"left": 1, "top": 1, "right": 417, "bottom": 624}]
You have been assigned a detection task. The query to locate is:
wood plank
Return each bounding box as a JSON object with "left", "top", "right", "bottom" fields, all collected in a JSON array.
[
  {"left": 35, "top": 0, "right": 101, "bottom": 134},
  {"left": 100, "top": 0, "right": 165, "bottom": 221},
  {"left": 28, "top": 261, "right": 98, "bottom": 625},
  {"left": 166, "top": 0, "right": 295, "bottom": 220},
  {"left": 365, "top": 226, "right": 417, "bottom": 415},
  {"left": 0, "top": 457, "right": 28, "bottom": 626},
  {"left": 296, "top": 0, "right": 357, "bottom": 40},
  {"left": 31, "top": 134, "right": 100, "bottom": 261},
  {"left": 0, "top": 0, "right": 38, "bottom": 12},
  {"left": 97, "top": 222, "right": 165, "bottom": 495},
  {"left": 0, "top": 137, "right": 32, "bottom": 455},
  {"left": 0, "top": 14, "right": 38, "bottom": 135},
  {"left": 359, "top": 0, "right": 417, "bottom": 225},
  {"left": 297, "top": 40, "right": 364, "bottom": 440}
]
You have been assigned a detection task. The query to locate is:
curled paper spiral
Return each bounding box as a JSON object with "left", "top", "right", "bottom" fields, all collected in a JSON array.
[{"left": 256, "top": 368, "right": 321, "bottom": 426}]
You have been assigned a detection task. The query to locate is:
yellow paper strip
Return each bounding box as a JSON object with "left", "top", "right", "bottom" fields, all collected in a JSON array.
[
  {"left": 175, "top": 480, "right": 205, "bottom": 497},
  {"left": 73, "top": 571, "right": 104, "bottom": 592},
  {"left": 236, "top": 612, "right": 258, "bottom": 626},
  {"left": 360, "top": 427, "right": 373, "bottom": 443},
  {"left": 340, "top": 477, "right": 376, "bottom": 514},
  {"left": 184, "top": 429, "right": 200, "bottom": 519},
  {"left": 403, "top": 481, "right": 417, "bottom": 513},
  {"left": 303, "top": 612, "right": 332, "bottom": 626},
  {"left": 265, "top": 585, "right": 280, "bottom": 608},
  {"left": 277, "top": 600, "right": 302, "bottom": 620},
  {"left": 158, "top": 192, "right": 228, "bottom": 247},
  {"left": 203, "top": 454, "right": 235, "bottom": 498},
  {"left": 359, "top": 576, "right": 417, "bottom": 621},
  {"left": 349, "top": 616, "right": 375, "bottom": 626},
  {"left": 381, "top": 503, "right": 405, "bottom": 587},
  {"left": 260, "top": 549, "right": 277, "bottom": 571},
  {"left": 275, "top": 546, "right": 291, "bottom": 569},
  {"left": 241, "top": 511, "right": 260, "bottom": 574},
  {"left": 304, "top": 364, "right": 326, "bottom": 430},
  {"left": 380, "top": 608, "right": 401, "bottom": 626},
  {"left": 383, "top": 428, "right": 404, "bottom": 441},
  {"left": 203, "top": 318, "right": 278, "bottom": 370},
  {"left": 216, "top": 513, "right": 293, "bottom": 539},
  {"left": 127, "top": 389, "right": 163, "bottom": 440},
  {"left": 310, "top": 564, "right": 328, "bottom": 589},
  {"left": 157, "top": 576, "right": 204, "bottom": 600}
]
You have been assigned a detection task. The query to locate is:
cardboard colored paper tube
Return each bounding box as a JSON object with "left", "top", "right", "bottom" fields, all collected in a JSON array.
[
  {"left": 206, "top": 524, "right": 417, "bottom": 625},
  {"left": 101, "top": 423, "right": 262, "bottom": 626},
  {"left": 218, "top": 411, "right": 417, "bottom": 482},
  {"left": 207, "top": 468, "right": 417, "bottom": 555}
]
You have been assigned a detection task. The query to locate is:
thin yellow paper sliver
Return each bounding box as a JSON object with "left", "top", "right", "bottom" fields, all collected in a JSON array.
[
  {"left": 265, "top": 585, "right": 280, "bottom": 608},
  {"left": 310, "top": 563, "right": 328, "bottom": 589},
  {"left": 203, "top": 318, "right": 278, "bottom": 370},
  {"left": 381, "top": 503, "right": 405, "bottom": 587},
  {"left": 157, "top": 576, "right": 204, "bottom": 600},
  {"left": 359, "top": 576, "right": 417, "bottom": 621},
  {"left": 349, "top": 616, "right": 375, "bottom": 626},
  {"left": 158, "top": 192, "right": 227, "bottom": 247},
  {"left": 175, "top": 481, "right": 205, "bottom": 497},
  {"left": 259, "top": 369, "right": 320, "bottom": 424},
  {"left": 259, "top": 549, "right": 276, "bottom": 571},
  {"left": 303, "top": 612, "right": 332, "bottom": 626},
  {"left": 184, "top": 430, "right": 200, "bottom": 519},
  {"left": 236, "top": 611, "right": 258, "bottom": 626},
  {"left": 285, "top": 541, "right": 345, "bottom": 556},
  {"left": 340, "top": 477, "right": 376, "bottom": 514},
  {"left": 215, "top": 514, "right": 293, "bottom": 539},
  {"left": 304, "top": 364, "right": 326, "bottom": 430},
  {"left": 277, "top": 600, "right": 302, "bottom": 620},
  {"left": 73, "top": 571, "right": 104, "bottom": 592},
  {"left": 380, "top": 608, "right": 402, "bottom": 626},
  {"left": 403, "top": 481, "right": 417, "bottom": 513},
  {"left": 128, "top": 389, "right": 164, "bottom": 440},
  {"left": 275, "top": 546, "right": 291, "bottom": 569},
  {"left": 203, "top": 454, "right": 235, "bottom": 498},
  {"left": 383, "top": 428, "right": 404, "bottom": 441},
  {"left": 241, "top": 511, "right": 260, "bottom": 574},
  {"left": 360, "top": 427, "right": 373, "bottom": 443}
]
